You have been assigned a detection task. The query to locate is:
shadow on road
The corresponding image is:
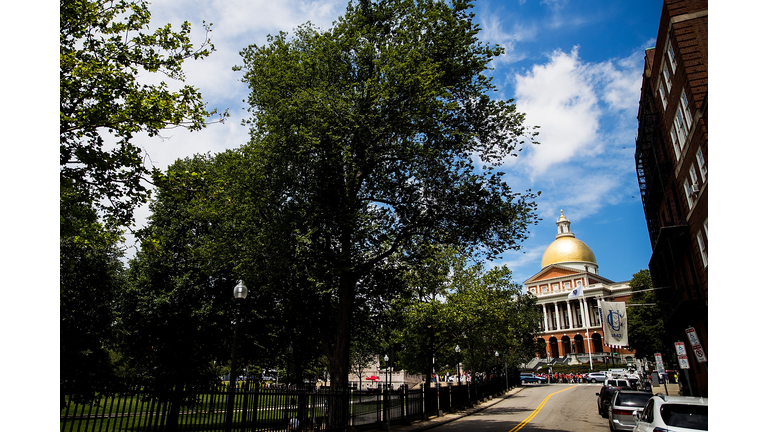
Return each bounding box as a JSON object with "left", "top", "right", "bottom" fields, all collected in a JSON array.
[{"left": 472, "top": 405, "right": 526, "bottom": 416}]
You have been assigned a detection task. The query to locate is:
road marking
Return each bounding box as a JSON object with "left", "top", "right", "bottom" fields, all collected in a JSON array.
[{"left": 508, "top": 385, "right": 577, "bottom": 432}]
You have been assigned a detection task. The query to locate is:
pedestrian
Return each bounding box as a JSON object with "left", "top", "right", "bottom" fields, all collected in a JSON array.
[{"left": 289, "top": 417, "right": 299, "bottom": 432}]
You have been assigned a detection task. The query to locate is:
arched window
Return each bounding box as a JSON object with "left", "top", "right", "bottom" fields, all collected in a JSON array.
[
  {"left": 549, "top": 337, "right": 560, "bottom": 357},
  {"left": 592, "top": 333, "right": 604, "bottom": 353}
]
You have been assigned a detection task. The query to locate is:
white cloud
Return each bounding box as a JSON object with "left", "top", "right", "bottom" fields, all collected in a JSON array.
[
  {"left": 509, "top": 46, "right": 646, "bottom": 178},
  {"left": 479, "top": 13, "right": 536, "bottom": 66},
  {"left": 511, "top": 47, "right": 600, "bottom": 176}
]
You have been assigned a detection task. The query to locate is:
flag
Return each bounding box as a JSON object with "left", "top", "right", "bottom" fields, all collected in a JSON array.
[
  {"left": 567, "top": 281, "right": 584, "bottom": 299},
  {"left": 601, "top": 300, "right": 628, "bottom": 348}
]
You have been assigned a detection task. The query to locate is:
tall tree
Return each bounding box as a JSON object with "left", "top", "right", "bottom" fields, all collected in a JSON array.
[
  {"left": 393, "top": 248, "right": 540, "bottom": 382},
  {"left": 236, "top": 0, "right": 539, "bottom": 392},
  {"left": 627, "top": 269, "right": 672, "bottom": 361},
  {"left": 60, "top": 202, "right": 125, "bottom": 381},
  {"left": 60, "top": 0, "right": 226, "bottom": 231}
]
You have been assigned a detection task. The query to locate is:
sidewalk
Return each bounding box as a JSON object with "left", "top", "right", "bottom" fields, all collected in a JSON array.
[
  {"left": 391, "top": 387, "right": 526, "bottom": 432},
  {"left": 651, "top": 383, "right": 681, "bottom": 396}
]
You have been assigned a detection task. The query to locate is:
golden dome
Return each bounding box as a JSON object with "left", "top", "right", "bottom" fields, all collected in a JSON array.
[
  {"left": 541, "top": 236, "right": 596, "bottom": 267},
  {"left": 541, "top": 211, "right": 596, "bottom": 268}
]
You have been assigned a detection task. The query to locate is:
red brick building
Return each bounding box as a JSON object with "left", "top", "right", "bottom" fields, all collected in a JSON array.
[{"left": 635, "top": 0, "right": 708, "bottom": 396}]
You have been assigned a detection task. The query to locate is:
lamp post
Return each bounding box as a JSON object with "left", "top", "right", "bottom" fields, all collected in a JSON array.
[
  {"left": 225, "top": 280, "right": 248, "bottom": 432},
  {"left": 287, "top": 343, "right": 293, "bottom": 387},
  {"left": 494, "top": 351, "right": 499, "bottom": 390},
  {"left": 383, "top": 354, "right": 390, "bottom": 431},
  {"left": 454, "top": 345, "right": 461, "bottom": 383}
]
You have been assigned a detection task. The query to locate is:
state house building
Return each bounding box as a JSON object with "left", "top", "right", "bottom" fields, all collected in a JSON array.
[{"left": 524, "top": 211, "right": 635, "bottom": 364}]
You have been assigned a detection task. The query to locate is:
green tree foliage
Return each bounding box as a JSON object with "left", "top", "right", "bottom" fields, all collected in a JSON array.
[
  {"left": 60, "top": 0, "right": 226, "bottom": 230},
  {"left": 392, "top": 247, "right": 540, "bottom": 385},
  {"left": 235, "top": 0, "right": 539, "bottom": 389},
  {"left": 118, "top": 154, "right": 257, "bottom": 381},
  {"left": 60, "top": 223, "right": 125, "bottom": 381},
  {"left": 627, "top": 269, "right": 672, "bottom": 361}
]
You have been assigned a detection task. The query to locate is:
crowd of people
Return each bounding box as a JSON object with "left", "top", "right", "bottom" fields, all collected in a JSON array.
[
  {"left": 539, "top": 372, "right": 590, "bottom": 383},
  {"left": 428, "top": 371, "right": 487, "bottom": 384}
]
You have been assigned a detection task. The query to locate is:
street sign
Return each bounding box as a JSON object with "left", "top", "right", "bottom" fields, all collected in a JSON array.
[
  {"left": 678, "top": 355, "right": 690, "bottom": 369},
  {"left": 654, "top": 353, "right": 664, "bottom": 373},
  {"left": 685, "top": 327, "right": 707, "bottom": 363},
  {"left": 674, "top": 342, "right": 687, "bottom": 356}
]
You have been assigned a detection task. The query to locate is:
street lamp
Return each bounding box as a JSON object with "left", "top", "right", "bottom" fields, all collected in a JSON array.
[
  {"left": 383, "top": 354, "right": 390, "bottom": 431},
  {"left": 225, "top": 280, "right": 248, "bottom": 432},
  {"left": 383, "top": 354, "right": 389, "bottom": 390},
  {"left": 287, "top": 344, "right": 293, "bottom": 387},
  {"left": 455, "top": 345, "right": 461, "bottom": 383}
]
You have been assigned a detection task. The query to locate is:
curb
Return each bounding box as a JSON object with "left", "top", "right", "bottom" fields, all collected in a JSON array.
[{"left": 391, "top": 387, "right": 526, "bottom": 432}]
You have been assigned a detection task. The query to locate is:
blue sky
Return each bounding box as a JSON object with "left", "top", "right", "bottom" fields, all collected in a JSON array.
[{"left": 123, "top": 0, "right": 665, "bottom": 284}]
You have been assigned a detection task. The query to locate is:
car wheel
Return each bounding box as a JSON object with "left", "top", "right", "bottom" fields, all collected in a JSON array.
[
  {"left": 538, "top": 380, "right": 543, "bottom": 384},
  {"left": 591, "top": 378, "right": 596, "bottom": 383}
]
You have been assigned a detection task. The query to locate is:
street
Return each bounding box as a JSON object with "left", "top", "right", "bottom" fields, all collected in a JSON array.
[{"left": 429, "top": 384, "right": 609, "bottom": 432}]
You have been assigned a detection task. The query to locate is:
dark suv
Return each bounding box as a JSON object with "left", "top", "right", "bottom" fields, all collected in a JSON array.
[{"left": 596, "top": 379, "right": 633, "bottom": 418}]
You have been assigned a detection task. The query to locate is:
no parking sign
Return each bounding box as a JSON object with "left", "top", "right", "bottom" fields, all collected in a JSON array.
[{"left": 685, "top": 327, "right": 707, "bottom": 363}]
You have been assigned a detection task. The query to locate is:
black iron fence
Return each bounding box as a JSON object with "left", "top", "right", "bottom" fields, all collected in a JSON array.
[{"left": 61, "top": 376, "right": 511, "bottom": 432}]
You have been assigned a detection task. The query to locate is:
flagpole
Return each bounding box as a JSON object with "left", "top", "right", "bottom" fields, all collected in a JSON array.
[{"left": 582, "top": 295, "right": 593, "bottom": 370}]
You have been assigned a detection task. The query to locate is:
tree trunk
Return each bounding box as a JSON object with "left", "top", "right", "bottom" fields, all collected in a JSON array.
[{"left": 326, "top": 269, "right": 355, "bottom": 431}]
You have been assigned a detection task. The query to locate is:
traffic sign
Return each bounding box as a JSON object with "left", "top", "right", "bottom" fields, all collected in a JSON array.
[
  {"left": 674, "top": 342, "right": 687, "bottom": 356},
  {"left": 654, "top": 353, "right": 664, "bottom": 373},
  {"left": 678, "top": 355, "right": 690, "bottom": 369},
  {"left": 685, "top": 327, "right": 707, "bottom": 363}
]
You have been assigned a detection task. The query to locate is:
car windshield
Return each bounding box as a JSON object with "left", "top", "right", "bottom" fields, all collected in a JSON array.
[
  {"left": 660, "top": 404, "right": 708, "bottom": 430},
  {"left": 615, "top": 393, "right": 652, "bottom": 407}
]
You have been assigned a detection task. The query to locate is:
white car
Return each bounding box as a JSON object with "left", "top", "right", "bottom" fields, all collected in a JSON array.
[
  {"left": 586, "top": 371, "right": 608, "bottom": 383},
  {"left": 633, "top": 394, "right": 708, "bottom": 431}
]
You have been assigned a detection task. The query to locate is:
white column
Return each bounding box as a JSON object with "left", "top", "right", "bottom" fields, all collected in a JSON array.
[
  {"left": 566, "top": 301, "right": 573, "bottom": 329},
  {"left": 554, "top": 302, "right": 562, "bottom": 330},
  {"left": 542, "top": 304, "right": 549, "bottom": 332}
]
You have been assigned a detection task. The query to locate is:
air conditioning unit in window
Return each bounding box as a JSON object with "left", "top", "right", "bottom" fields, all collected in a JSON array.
[{"left": 691, "top": 183, "right": 700, "bottom": 193}]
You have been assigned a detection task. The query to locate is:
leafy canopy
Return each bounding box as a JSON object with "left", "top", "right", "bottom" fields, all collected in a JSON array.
[
  {"left": 235, "top": 0, "right": 540, "bottom": 388},
  {"left": 60, "top": 0, "right": 227, "bottom": 231}
]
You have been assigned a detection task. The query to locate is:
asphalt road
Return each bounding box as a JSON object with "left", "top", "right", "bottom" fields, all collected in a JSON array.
[{"left": 428, "top": 384, "right": 610, "bottom": 432}]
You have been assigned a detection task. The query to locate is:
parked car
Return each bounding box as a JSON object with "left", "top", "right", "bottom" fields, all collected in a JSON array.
[
  {"left": 608, "top": 390, "right": 652, "bottom": 431},
  {"left": 624, "top": 373, "right": 640, "bottom": 389},
  {"left": 586, "top": 371, "right": 608, "bottom": 383},
  {"left": 633, "top": 394, "right": 708, "bottom": 431},
  {"left": 519, "top": 373, "right": 545, "bottom": 384},
  {"left": 596, "top": 380, "right": 633, "bottom": 418}
]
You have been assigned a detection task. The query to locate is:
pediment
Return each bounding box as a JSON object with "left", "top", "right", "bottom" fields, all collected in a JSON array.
[{"left": 524, "top": 265, "right": 581, "bottom": 284}]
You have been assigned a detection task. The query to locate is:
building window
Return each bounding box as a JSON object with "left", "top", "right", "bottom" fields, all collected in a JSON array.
[
  {"left": 681, "top": 90, "right": 693, "bottom": 126},
  {"left": 662, "top": 62, "right": 672, "bottom": 91},
  {"left": 541, "top": 285, "right": 548, "bottom": 292},
  {"left": 696, "top": 148, "right": 707, "bottom": 182},
  {"left": 552, "top": 283, "right": 559, "bottom": 291},
  {"left": 670, "top": 92, "right": 693, "bottom": 160},
  {"left": 697, "top": 229, "right": 708, "bottom": 267},
  {"left": 666, "top": 40, "right": 677, "bottom": 74},
  {"left": 689, "top": 165, "right": 699, "bottom": 191},
  {"left": 670, "top": 128, "right": 681, "bottom": 160},
  {"left": 657, "top": 77, "right": 667, "bottom": 109},
  {"left": 563, "top": 282, "right": 571, "bottom": 291},
  {"left": 684, "top": 179, "right": 694, "bottom": 209}
]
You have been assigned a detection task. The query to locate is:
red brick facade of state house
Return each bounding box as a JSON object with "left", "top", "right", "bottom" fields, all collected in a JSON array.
[{"left": 635, "top": 0, "right": 707, "bottom": 397}]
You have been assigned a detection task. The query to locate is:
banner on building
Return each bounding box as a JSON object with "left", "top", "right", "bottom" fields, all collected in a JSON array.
[{"left": 600, "top": 300, "right": 628, "bottom": 348}]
